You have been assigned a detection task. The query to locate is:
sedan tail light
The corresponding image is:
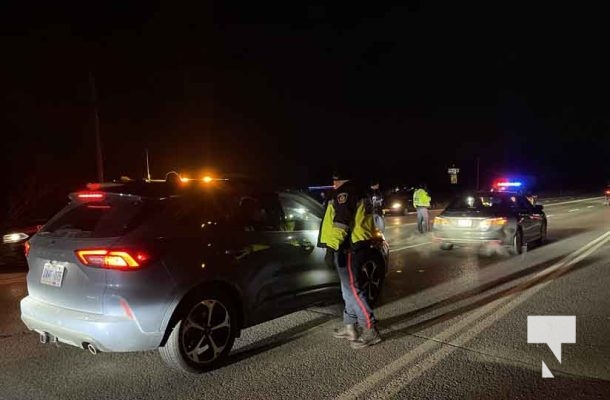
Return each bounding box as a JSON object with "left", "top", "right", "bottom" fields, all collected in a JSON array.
[
  {"left": 433, "top": 217, "right": 449, "bottom": 226},
  {"left": 479, "top": 218, "right": 507, "bottom": 230},
  {"left": 75, "top": 249, "right": 151, "bottom": 270},
  {"left": 24, "top": 241, "right": 31, "bottom": 257}
]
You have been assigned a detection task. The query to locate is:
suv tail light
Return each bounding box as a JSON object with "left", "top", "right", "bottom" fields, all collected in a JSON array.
[
  {"left": 24, "top": 241, "right": 31, "bottom": 257},
  {"left": 75, "top": 249, "right": 151, "bottom": 270}
]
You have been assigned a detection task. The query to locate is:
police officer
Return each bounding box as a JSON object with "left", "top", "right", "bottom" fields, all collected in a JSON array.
[
  {"left": 318, "top": 171, "right": 382, "bottom": 349},
  {"left": 413, "top": 183, "right": 431, "bottom": 233}
]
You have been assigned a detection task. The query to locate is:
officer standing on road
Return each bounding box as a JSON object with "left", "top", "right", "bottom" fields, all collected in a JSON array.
[
  {"left": 318, "top": 171, "right": 382, "bottom": 349},
  {"left": 413, "top": 183, "right": 432, "bottom": 233}
]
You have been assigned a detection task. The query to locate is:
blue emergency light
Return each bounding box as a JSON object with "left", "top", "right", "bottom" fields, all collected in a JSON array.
[{"left": 496, "top": 181, "right": 522, "bottom": 188}]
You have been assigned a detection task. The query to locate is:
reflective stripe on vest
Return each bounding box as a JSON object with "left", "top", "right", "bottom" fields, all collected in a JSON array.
[
  {"left": 351, "top": 200, "right": 376, "bottom": 245},
  {"left": 319, "top": 202, "right": 348, "bottom": 250}
]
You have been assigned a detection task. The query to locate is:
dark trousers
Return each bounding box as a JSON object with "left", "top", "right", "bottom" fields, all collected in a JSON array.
[
  {"left": 334, "top": 249, "right": 377, "bottom": 329},
  {"left": 416, "top": 206, "right": 430, "bottom": 233}
]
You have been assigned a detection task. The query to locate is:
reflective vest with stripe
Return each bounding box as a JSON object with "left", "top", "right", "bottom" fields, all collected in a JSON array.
[{"left": 318, "top": 198, "right": 377, "bottom": 251}]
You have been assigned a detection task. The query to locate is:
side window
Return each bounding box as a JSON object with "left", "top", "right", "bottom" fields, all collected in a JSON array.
[
  {"left": 233, "top": 193, "right": 283, "bottom": 232},
  {"left": 158, "top": 196, "right": 224, "bottom": 236},
  {"left": 517, "top": 196, "right": 534, "bottom": 212},
  {"left": 279, "top": 193, "right": 323, "bottom": 231},
  {"left": 507, "top": 195, "right": 519, "bottom": 210}
]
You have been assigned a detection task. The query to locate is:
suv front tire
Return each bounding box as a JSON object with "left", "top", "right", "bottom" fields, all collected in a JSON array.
[{"left": 159, "top": 288, "right": 238, "bottom": 373}]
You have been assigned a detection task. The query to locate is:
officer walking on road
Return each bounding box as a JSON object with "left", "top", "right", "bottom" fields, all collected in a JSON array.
[
  {"left": 413, "top": 183, "right": 432, "bottom": 233},
  {"left": 318, "top": 171, "right": 382, "bottom": 349}
]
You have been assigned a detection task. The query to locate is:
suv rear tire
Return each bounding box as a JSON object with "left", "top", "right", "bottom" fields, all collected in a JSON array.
[{"left": 159, "top": 288, "right": 238, "bottom": 373}]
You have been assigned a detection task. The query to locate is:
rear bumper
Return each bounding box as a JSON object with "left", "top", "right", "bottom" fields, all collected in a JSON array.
[
  {"left": 20, "top": 296, "right": 163, "bottom": 352},
  {"left": 432, "top": 230, "right": 508, "bottom": 246}
]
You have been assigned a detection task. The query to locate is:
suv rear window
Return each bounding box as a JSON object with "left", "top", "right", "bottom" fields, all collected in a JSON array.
[
  {"left": 446, "top": 194, "right": 511, "bottom": 211},
  {"left": 41, "top": 198, "right": 161, "bottom": 238}
]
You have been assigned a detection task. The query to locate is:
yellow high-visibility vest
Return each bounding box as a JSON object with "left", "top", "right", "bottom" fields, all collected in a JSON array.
[
  {"left": 319, "top": 199, "right": 376, "bottom": 251},
  {"left": 413, "top": 189, "right": 431, "bottom": 207}
]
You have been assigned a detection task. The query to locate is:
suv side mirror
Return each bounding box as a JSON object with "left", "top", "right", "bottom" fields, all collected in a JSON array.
[{"left": 534, "top": 204, "right": 544, "bottom": 213}]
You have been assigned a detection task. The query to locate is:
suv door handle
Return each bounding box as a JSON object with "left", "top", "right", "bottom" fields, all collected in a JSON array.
[
  {"left": 288, "top": 238, "right": 314, "bottom": 251},
  {"left": 299, "top": 239, "right": 314, "bottom": 251}
]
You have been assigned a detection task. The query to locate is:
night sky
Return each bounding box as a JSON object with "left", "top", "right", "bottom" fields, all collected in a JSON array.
[{"left": 2, "top": 1, "right": 610, "bottom": 218}]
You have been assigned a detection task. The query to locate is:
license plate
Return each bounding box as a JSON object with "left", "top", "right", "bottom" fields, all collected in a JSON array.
[
  {"left": 457, "top": 219, "right": 472, "bottom": 227},
  {"left": 41, "top": 262, "right": 66, "bottom": 287}
]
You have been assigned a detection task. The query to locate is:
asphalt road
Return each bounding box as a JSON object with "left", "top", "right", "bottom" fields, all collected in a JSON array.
[{"left": 1, "top": 196, "right": 609, "bottom": 399}]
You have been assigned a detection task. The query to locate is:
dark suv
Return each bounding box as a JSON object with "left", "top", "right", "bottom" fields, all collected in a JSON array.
[
  {"left": 382, "top": 185, "right": 414, "bottom": 216},
  {"left": 21, "top": 179, "right": 389, "bottom": 373}
]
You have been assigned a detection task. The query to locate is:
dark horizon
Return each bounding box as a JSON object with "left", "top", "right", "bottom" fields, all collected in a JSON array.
[{"left": 2, "top": 2, "right": 610, "bottom": 219}]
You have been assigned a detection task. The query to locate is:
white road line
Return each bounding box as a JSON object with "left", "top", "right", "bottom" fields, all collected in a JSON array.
[
  {"left": 391, "top": 241, "right": 434, "bottom": 252},
  {"left": 337, "top": 230, "right": 610, "bottom": 400},
  {"left": 546, "top": 214, "right": 554, "bottom": 218},
  {"left": 568, "top": 209, "right": 579, "bottom": 212},
  {"left": 542, "top": 196, "right": 604, "bottom": 207},
  {"left": 587, "top": 205, "right": 594, "bottom": 208}
]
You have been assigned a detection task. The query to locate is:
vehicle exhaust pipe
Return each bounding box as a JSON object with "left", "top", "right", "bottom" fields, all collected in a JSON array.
[{"left": 84, "top": 343, "right": 98, "bottom": 355}]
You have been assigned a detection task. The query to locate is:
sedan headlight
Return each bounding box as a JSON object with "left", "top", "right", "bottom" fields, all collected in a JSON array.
[
  {"left": 2, "top": 232, "right": 29, "bottom": 244},
  {"left": 391, "top": 202, "right": 402, "bottom": 209}
]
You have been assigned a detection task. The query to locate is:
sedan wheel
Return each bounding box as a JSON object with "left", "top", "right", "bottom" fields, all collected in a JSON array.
[
  {"left": 360, "top": 257, "right": 384, "bottom": 307},
  {"left": 511, "top": 229, "right": 523, "bottom": 255},
  {"left": 160, "top": 290, "right": 237, "bottom": 373}
]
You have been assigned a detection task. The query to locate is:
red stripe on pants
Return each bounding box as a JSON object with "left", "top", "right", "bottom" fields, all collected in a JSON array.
[{"left": 347, "top": 251, "right": 371, "bottom": 329}]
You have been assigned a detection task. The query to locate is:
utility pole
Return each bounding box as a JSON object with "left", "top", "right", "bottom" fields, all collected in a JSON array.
[
  {"left": 476, "top": 156, "right": 480, "bottom": 190},
  {"left": 89, "top": 71, "right": 104, "bottom": 182}
]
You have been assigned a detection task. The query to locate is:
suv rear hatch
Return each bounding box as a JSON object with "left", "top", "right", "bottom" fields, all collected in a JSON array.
[{"left": 26, "top": 190, "right": 159, "bottom": 314}]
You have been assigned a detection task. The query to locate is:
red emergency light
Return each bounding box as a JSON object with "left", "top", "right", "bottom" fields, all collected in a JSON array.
[{"left": 492, "top": 179, "right": 523, "bottom": 191}]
